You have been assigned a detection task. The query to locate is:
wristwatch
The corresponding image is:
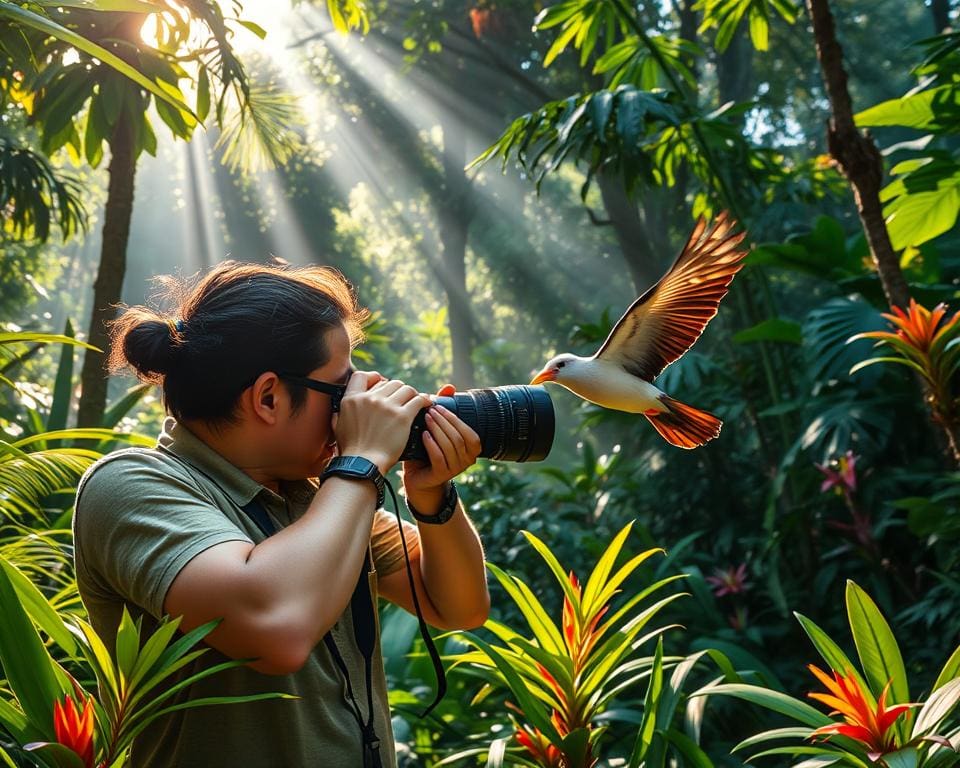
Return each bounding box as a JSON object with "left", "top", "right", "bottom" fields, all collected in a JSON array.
[
  {"left": 320, "top": 456, "right": 385, "bottom": 508},
  {"left": 406, "top": 481, "right": 459, "bottom": 525}
]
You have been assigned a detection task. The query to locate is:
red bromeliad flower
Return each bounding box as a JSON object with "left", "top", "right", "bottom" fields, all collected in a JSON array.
[
  {"left": 807, "top": 665, "right": 911, "bottom": 760},
  {"left": 512, "top": 571, "right": 607, "bottom": 767},
  {"left": 563, "top": 571, "right": 607, "bottom": 672},
  {"left": 53, "top": 694, "right": 96, "bottom": 768},
  {"left": 515, "top": 716, "right": 566, "bottom": 768},
  {"left": 850, "top": 298, "right": 960, "bottom": 460},
  {"left": 867, "top": 299, "right": 960, "bottom": 354}
]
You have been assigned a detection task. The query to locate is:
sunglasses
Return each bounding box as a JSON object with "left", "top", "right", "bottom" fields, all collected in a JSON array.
[{"left": 278, "top": 374, "right": 348, "bottom": 412}]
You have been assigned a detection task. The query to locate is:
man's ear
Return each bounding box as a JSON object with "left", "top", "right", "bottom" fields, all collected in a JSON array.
[{"left": 249, "top": 372, "right": 282, "bottom": 425}]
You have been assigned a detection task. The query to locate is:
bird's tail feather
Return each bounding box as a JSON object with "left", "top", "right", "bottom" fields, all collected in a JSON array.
[{"left": 645, "top": 395, "right": 722, "bottom": 449}]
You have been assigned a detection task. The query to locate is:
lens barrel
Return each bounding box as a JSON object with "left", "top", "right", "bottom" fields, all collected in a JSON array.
[{"left": 400, "top": 385, "right": 555, "bottom": 463}]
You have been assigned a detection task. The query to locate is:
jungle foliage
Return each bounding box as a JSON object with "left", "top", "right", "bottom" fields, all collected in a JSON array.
[{"left": 1, "top": 0, "right": 960, "bottom": 765}]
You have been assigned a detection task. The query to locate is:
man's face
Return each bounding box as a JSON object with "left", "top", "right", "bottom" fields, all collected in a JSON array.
[{"left": 273, "top": 323, "right": 354, "bottom": 479}]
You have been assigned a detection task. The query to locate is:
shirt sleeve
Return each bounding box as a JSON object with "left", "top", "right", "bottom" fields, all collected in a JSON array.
[
  {"left": 370, "top": 509, "right": 420, "bottom": 577},
  {"left": 74, "top": 452, "right": 253, "bottom": 619}
]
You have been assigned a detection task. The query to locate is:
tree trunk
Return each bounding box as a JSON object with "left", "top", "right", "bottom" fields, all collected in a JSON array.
[
  {"left": 438, "top": 117, "right": 476, "bottom": 389},
  {"left": 931, "top": 0, "right": 951, "bottom": 33},
  {"left": 77, "top": 112, "right": 137, "bottom": 427},
  {"left": 805, "top": 0, "right": 910, "bottom": 309},
  {"left": 717, "top": 26, "right": 752, "bottom": 109},
  {"left": 597, "top": 172, "right": 662, "bottom": 294}
]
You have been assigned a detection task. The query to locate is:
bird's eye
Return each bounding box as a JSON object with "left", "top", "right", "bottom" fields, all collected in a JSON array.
[{"left": 557, "top": 361, "right": 566, "bottom": 368}]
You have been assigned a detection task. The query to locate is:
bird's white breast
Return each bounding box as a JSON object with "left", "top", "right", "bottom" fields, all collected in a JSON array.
[{"left": 559, "top": 359, "right": 666, "bottom": 413}]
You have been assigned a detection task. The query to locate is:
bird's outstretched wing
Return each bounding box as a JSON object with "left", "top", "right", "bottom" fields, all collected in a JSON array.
[{"left": 594, "top": 212, "right": 747, "bottom": 380}]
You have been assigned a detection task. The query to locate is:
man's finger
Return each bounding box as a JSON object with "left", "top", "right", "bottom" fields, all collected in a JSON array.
[
  {"left": 373, "top": 379, "right": 406, "bottom": 397},
  {"left": 402, "top": 393, "right": 435, "bottom": 419},
  {"left": 344, "top": 370, "right": 380, "bottom": 394},
  {"left": 425, "top": 411, "right": 455, "bottom": 471},
  {"left": 421, "top": 428, "right": 447, "bottom": 471}
]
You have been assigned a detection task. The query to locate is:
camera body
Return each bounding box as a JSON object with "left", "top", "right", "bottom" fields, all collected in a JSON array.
[{"left": 400, "top": 385, "right": 555, "bottom": 463}]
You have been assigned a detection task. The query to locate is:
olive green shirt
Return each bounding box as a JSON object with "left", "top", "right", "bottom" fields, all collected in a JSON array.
[{"left": 74, "top": 417, "right": 418, "bottom": 767}]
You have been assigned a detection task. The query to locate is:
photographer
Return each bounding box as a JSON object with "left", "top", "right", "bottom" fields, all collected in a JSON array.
[{"left": 73, "top": 261, "right": 490, "bottom": 767}]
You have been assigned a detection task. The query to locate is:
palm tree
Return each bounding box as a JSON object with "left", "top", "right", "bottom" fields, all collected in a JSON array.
[{"left": 1, "top": 0, "right": 366, "bottom": 425}]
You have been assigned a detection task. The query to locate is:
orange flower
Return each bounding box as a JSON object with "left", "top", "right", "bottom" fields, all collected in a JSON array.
[
  {"left": 807, "top": 665, "right": 911, "bottom": 759},
  {"left": 53, "top": 694, "right": 95, "bottom": 768},
  {"left": 858, "top": 298, "right": 960, "bottom": 354},
  {"left": 515, "top": 721, "right": 565, "bottom": 767}
]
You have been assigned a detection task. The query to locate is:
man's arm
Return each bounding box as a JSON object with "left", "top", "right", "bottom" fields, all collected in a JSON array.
[
  {"left": 378, "top": 390, "right": 490, "bottom": 630},
  {"left": 376, "top": 496, "right": 489, "bottom": 630},
  {"left": 164, "top": 372, "right": 432, "bottom": 675}
]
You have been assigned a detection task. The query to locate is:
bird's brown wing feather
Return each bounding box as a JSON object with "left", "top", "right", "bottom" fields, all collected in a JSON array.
[{"left": 594, "top": 212, "right": 748, "bottom": 380}]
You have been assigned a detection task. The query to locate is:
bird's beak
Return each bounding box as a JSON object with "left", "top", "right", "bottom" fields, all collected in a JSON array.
[{"left": 530, "top": 368, "right": 557, "bottom": 385}]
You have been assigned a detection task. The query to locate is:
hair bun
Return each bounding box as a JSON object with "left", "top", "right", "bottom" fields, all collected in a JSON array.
[{"left": 122, "top": 317, "right": 180, "bottom": 381}]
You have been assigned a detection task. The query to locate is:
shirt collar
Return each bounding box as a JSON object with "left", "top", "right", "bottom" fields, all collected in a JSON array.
[{"left": 157, "top": 416, "right": 269, "bottom": 507}]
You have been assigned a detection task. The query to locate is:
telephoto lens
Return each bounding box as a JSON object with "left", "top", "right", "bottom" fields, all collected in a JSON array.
[{"left": 400, "top": 385, "right": 555, "bottom": 463}]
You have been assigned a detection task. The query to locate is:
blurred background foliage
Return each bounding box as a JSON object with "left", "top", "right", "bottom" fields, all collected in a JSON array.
[{"left": 2, "top": 0, "right": 960, "bottom": 764}]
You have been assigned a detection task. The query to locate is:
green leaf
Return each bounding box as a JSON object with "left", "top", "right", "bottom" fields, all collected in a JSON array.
[
  {"left": 629, "top": 636, "right": 664, "bottom": 765},
  {"left": 913, "top": 677, "right": 960, "bottom": 738},
  {"left": 46, "top": 320, "right": 75, "bottom": 433},
  {"left": 0, "top": 4, "right": 197, "bottom": 118},
  {"left": 197, "top": 67, "right": 211, "bottom": 123},
  {"left": 692, "top": 683, "right": 831, "bottom": 728},
  {"left": 882, "top": 748, "right": 919, "bottom": 768},
  {"left": 933, "top": 643, "right": 960, "bottom": 692},
  {"left": 581, "top": 522, "right": 633, "bottom": 617},
  {"left": 733, "top": 318, "right": 803, "bottom": 345},
  {"left": 236, "top": 19, "right": 267, "bottom": 39},
  {"left": 664, "top": 727, "right": 714, "bottom": 768},
  {"left": 588, "top": 90, "right": 614, "bottom": 140},
  {"left": 0, "top": 556, "right": 70, "bottom": 737},
  {"left": 750, "top": 746, "right": 869, "bottom": 766},
  {"left": 883, "top": 171, "right": 960, "bottom": 250},
  {"left": 521, "top": 531, "right": 583, "bottom": 623},
  {"left": 794, "top": 612, "right": 876, "bottom": 710},
  {"left": 0, "top": 332, "right": 98, "bottom": 350},
  {"left": 747, "top": 5, "right": 769, "bottom": 50},
  {"left": 23, "top": 741, "right": 86, "bottom": 768},
  {"left": 845, "top": 581, "right": 910, "bottom": 736},
  {"left": 856, "top": 86, "right": 960, "bottom": 132},
  {"left": 101, "top": 384, "right": 152, "bottom": 430},
  {"left": 486, "top": 563, "right": 564, "bottom": 655},
  {"left": 0, "top": 559, "right": 77, "bottom": 658},
  {"left": 733, "top": 726, "right": 815, "bottom": 752},
  {"left": 460, "top": 632, "right": 563, "bottom": 745},
  {"left": 36, "top": 0, "right": 159, "bottom": 10},
  {"left": 115, "top": 607, "right": 141, "bottom": 691},
  {"left": 560, "top": 727, "right": 592, "bottom": 767},
  {"left": 544, "top": 20, "right": 582, "bottom": 67}
]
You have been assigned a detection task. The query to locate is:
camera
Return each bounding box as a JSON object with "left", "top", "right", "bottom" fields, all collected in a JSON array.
[{"left": 400, "top": 385, "right": 555, "bottom": 463}]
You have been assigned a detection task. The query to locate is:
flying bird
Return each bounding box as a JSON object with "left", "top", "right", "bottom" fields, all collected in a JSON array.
[{"left": 530, "top": 213, "right": 748, "bottom": 449}]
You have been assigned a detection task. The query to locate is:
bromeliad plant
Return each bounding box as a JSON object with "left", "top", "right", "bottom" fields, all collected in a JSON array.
[
  {"left": 444, "top": 521, "right": 692, "bottom": 767},
  {"left": 849, "top": 298, "right": 960, "bottom": 464},
  {"left": 0, "top": 555, "right": 292, "bottom": 768},
  {"left": 698, "top": 580, "right": 960, "bottom": 767}
]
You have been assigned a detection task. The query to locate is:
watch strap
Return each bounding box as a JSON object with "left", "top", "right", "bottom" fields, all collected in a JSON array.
[
  {"left": 320, "top": 455, "right": 385, "bottom": 508},
  {"left": 406, "top": 481, "right": 458, "bottom": 525}
]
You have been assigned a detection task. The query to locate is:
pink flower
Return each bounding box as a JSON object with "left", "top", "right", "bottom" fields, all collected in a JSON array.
[
  {"left": 815, "top": 450, "right": 857, "bottom": 495},
  {"left": 706, "top": 563, "right": 751, "bottom": 597}
]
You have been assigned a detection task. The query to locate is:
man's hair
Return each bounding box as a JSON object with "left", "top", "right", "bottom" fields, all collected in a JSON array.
[{"left": 108, "top": 261, "right": 369, "bottom": 424}]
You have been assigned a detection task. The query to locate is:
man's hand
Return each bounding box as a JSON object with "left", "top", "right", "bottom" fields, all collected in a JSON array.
[
  {"left": 402, "top": 384, "right": 481, "bottom": 515},
  {"left": 334, "top": 371, "right": 433, "bottom": 474}
]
